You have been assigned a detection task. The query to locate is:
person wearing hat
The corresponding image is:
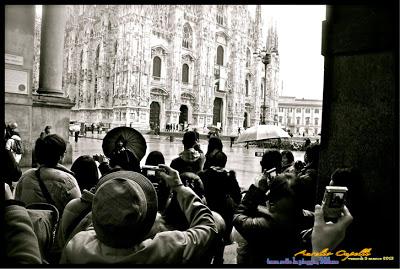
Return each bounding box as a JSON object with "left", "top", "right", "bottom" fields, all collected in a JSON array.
[
  {"left": 233, "top": 173, "right": 315, "bottom": 264},
  {"left": 96, "top": 135, "right": 141, "bottom": 176},
  {"left": 60, "top": 166, "right": 219, "bottom": 264},
  {"left": 170, "top": 131, "right": 205, "bottom": 174}
]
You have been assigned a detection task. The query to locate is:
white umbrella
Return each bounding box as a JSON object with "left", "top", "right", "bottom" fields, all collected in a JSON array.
[{"left": 236, "top": 125, "right": 290, "bottom": 143}]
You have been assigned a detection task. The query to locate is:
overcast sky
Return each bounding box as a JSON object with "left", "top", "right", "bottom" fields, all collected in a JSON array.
[
  {"left": 250, "top": 5, "right": 326, "bottom": 100},
  {"left": 36, "top": 5, "right": 326, "bottom": 99}
]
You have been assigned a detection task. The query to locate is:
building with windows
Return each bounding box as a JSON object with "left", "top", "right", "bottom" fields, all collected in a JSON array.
[
  {"left": 33, "top": 5, "right": 281, "bottom": 134},
  {"left": 277, "top": 96, "right": 322, "bottom": 136}
]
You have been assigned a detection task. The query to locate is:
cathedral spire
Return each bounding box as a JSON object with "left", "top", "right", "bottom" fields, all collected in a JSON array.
[{"left": 255, "top": 5, "right": 263, "bottom": 49}]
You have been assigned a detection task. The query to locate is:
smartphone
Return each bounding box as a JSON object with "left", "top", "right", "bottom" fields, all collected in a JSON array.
[{"left": 322, "top": 186, "right": 348, "bottom": 221}]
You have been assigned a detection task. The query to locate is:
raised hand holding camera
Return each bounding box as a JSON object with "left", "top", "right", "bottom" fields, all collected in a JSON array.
[{"left": 158, "top": 164, "right": 183, "bottom": 190}]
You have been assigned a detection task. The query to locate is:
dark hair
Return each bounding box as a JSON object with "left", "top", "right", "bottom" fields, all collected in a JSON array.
[
  {"left": 109, "top": 149, "right": 141, "bottom": 172},
  {"left": 281, "top": 150, "right": 294, "bottom": 163},
  {"left": 45, "top": 125, "right": 51, "bottom": 132},
  {"left": 260, "top": 150, "right": 282, "bottom": 172},
  {"left": 207, "top": 150, "right": 227, "bottom": 168},
  {"left": 304, "top": 144, "right": 320, "bottom": 167},
  {"left": 71, "top": 155, "right": 99, "bottom": 192},
  {"left": 330, "top": 167, "right": 358, "bottom": 190},
  {"left": 206, "top": 136, "right": 223, "bottom": 155},
  {"left": 180, "top": 172, "right": 205, "bottom": 198},
  {"left": 145, "top": 151, "right": 165, "bottom": 166},
  {"left": 36, "top": 134, "right": 66, "bottom": 167},
  {"left": 182, "top": 131, "right": 197, "bottom": 149},
  {"left": 267, "top": 173, "right": 305, "bottom": 209}
]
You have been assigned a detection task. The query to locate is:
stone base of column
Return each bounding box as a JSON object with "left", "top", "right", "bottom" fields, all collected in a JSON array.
[{"left": 32, "top": 93, "right": 75, "bottom": 165}]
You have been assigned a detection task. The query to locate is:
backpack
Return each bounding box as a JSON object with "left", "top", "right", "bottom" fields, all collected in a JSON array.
[
  {"left": 26, "top": 203, "right": 59, "bottom": 264},
  {"left": 12, "top": 138, "right": 24, "bottom": 155}
]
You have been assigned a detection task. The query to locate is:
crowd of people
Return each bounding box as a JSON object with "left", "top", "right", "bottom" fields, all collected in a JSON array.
[{"left": 3, "top": 123, "right": 355, "bottom": 265}]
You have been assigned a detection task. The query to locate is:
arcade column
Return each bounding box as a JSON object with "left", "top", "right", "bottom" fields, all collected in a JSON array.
[
  {"left": 318, "top": 5, "right": 397, "bottom": 264},
  {"left": 33, "top": 5, "right": 75, "bottom": 165},
  {"left": 5, "top": 5, "right": 74, "bottom": 167}
]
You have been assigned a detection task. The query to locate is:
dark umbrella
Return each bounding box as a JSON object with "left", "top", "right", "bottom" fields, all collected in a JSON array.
[{"left": 102, "top": 127, "right": 147, "bottom": 161}]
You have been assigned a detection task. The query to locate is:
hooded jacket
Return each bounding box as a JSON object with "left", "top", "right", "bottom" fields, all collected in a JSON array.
[
  {"left": 60, "top": 186, "right": 218, "bottom": 264},
  {"left": 170, "top": 148, "right": 205, "bottom": 174},
  {"left": 14, "top": 164, "right": 81, "bottom": 216}
]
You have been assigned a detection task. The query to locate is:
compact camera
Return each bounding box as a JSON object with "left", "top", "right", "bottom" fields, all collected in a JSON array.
[
  {"left": 322, "top": 186, "right": 348, "bottom": 222},
  {"left": 142, "top": 165, "right": 164, "bottom": 177}
]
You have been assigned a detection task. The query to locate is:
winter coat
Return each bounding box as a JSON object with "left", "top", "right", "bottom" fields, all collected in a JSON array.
[
  {"left": 60, "top": 186, "right": 218, "bottom": 264},
  {"left": 203, "top": 149, "right": 225, "bottom": 170},
  {"left": 56, "top": 189, "right": 94, "bottom": 249},
  {"left": 4, "top": 200, "right": 42, "bottom": 264},
  {"left": 170, "top": 148, "right": 205, "bottom": 174},
  {"left": 14, "top": 164, "right": 81, "bottom": 216},
  {"left": 199, "top": 166, "right": 241, "bottom": 242},
  {"left": 297, "top": 165, "right": 318, "bottom": 211},
  {"left": 6, "top": 134, "right": 22, "bottom": 163},
  {"left": 198, "top": 167, "right": 241, "bottom": 220},
  {"left": 233, "top": 184, "right": 314, "bottom": 264}
]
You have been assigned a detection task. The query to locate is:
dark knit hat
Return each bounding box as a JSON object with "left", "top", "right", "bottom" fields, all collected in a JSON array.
[{"left": 92, "top": 171, "right": 158, "bottom": 248}]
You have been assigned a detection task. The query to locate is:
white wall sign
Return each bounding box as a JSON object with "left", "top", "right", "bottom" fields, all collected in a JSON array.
[
  {"left": 5, "top": 54, "right": 24, "bottom": 66},
  {"left": 5, "top": 68, "right": 29, "bottom": 94}
]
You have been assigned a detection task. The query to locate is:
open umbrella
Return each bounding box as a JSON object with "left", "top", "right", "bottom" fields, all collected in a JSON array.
[
  {"left": 207, "top": 125, "right": 220, "bottom": 132},
  {"left": 102, "top": 127, "right": 147, "bottom": 161},
  {"left": 236, "top": 125, "right": 290, "bottom": 143}
]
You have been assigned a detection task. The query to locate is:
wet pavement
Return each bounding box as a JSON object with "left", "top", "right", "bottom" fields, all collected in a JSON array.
[{"left": 69, "top": 134, "right": 305, "bottom": 191}]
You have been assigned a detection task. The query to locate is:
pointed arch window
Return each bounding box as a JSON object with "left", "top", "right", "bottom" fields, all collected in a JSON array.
[
  {"left": 182, "top": 64, "right": 189, "bottom": 83},
  {"left": 216, "top": 46, "right": 224, "bottom": 66},
  {"left": 182, "top": 23, "right": 192, "bottom": 49},
  {"left": 153, "top": 56, "right": 161, "bottom": 78},
  {"left": 245, "top": 79, "right": 249, "bottom": 96}
]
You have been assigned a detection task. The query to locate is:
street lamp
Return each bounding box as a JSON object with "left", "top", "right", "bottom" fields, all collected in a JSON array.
[{"left": 254, "top": 48, "right": 271, "bottom": 125}]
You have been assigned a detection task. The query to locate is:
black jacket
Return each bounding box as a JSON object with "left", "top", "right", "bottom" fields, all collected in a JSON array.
[{"left": 233, "top": 184, "right": 314, "bottom": 264}]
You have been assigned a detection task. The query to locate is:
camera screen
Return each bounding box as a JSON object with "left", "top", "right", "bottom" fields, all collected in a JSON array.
[
  {"left": 147, "top": 170, "right": 156, "bottom": 176},
  {"left": 330, "top": 192, "right": 345, "bottom": 208}
]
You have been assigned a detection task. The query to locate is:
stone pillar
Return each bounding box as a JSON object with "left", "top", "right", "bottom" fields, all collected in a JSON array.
[
  {"left": 33, "top": 5, "right": 75, "bottom": 165},
  {"left": 37, "top": 5, "right": 67, "bottom": 95},
  {"left": 318, "top": 5, "right": 397, "bottom": 264}
]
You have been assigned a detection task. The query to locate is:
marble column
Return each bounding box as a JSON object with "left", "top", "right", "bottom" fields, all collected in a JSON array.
[{"left": 37, "top": 5, "right": 67, "bottom": 95}]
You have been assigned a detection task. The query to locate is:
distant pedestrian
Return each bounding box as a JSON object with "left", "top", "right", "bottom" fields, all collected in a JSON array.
[
  {"left": 33, "top": 125, "right": 52, "bottom": 168},
  {"left": 238, "top": 127, "right": 241, "bottom": 135},
  {"left": 40, "top": 125, "right": 52, "bottom": 139},
  {"left": 74, "top": 130, "right": 80, "bottom": 143},
  {"left": 5, "top": 123, "right": 23, "bottom": 164},
  {"left": 91, "top": 123, "right": 95, "bottom": 134}
]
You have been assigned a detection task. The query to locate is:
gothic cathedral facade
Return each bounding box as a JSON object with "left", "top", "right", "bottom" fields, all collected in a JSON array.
[{"left": 60, "top": 5, "right": 280, "bottom": 134}]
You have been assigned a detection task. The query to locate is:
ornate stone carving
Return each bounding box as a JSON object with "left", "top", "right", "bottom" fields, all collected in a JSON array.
[
  {"left": 151, "top": 46, "right": 167, "bottom": 58},
  {"left": 150, "top": 88, "right": 169, "bottom": 97}
]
